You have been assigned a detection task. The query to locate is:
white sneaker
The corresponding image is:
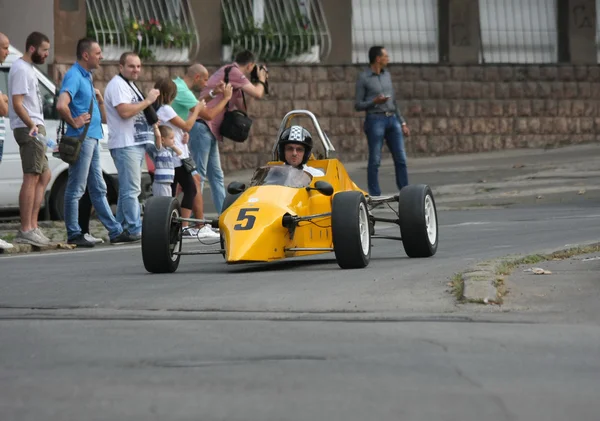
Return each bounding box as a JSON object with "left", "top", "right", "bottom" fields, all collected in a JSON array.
[
  {"left": 196, "top": 225, "right": 220, "bottom": 239},
  {"left": 0, "top": 238, "right": 14, "bottom": 250},
  {"left": 182, "top": 227, "right": 200, "bottom": 237},
  {"left": 84, "top": 233, "right": 105, "bottom": 244},
  {"left": 33, "top": 227, "right": 51, "bottom": 245}
]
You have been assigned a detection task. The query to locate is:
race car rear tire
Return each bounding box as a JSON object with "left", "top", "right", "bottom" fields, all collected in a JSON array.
[
  {"left": 142, "top": 196, "right": 182, "bottom": 273},
  {"left": 332, "top": 191, "right": 371, "bottom": 269},
  {"left": 398, "top": 184, "right": 438, "bottom": 258}
]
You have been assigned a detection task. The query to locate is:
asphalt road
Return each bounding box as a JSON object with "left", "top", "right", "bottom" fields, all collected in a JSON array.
[
  {"left": 2, "top": 201, "right": 600, "bottom": 420},
  {"left": 2, "top": 144, "right": 600, "bottom": 420}
]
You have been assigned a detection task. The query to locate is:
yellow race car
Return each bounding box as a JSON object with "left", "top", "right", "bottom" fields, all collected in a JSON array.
[{"left": 141, "top": 110, "right": 438, "bottom": 273}]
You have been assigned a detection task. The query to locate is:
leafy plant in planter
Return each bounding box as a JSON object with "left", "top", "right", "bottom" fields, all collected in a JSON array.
[
  {"left": 222, "top": 13, "right": 319, "bottom": 62},
  {"left": 86, "top": 17, "right": 194, "bottom": 61}
]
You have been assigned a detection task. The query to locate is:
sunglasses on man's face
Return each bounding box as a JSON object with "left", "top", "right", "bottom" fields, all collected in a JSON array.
[{"left": 285, "top": 145, "right": 305, "bottom": 153}]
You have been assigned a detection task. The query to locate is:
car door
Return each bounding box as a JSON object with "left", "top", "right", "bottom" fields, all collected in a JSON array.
[{"left": 0, "top": 67, "right": 23, "bottom": 209}]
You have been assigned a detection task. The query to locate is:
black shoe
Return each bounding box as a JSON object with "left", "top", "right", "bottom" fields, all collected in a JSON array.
[
  {"left": 110, "top": 231, "right": 142, "bottom": 245},
  {"left": 67, "top": 234, "right": 96, "bottom": 248}
]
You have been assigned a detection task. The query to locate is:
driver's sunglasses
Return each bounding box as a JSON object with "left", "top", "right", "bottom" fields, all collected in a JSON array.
[{"left": 285, "top": 145, "right": 305, "bottom": 153}]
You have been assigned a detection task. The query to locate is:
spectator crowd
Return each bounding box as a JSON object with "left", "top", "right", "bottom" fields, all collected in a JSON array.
[
  {"left": 0, "top": 30, "right": 269, "bottom": 250},
  {"left": 0, "top": 30, "right": 409, "bottom": 253}
]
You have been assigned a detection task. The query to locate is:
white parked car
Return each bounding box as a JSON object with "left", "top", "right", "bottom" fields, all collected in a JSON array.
[{"left": 0, "top": 46, "right": 152, "bottom": 220}]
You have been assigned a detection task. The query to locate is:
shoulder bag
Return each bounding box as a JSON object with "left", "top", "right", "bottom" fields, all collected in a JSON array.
[
  {"left": 57, "top": 93, "right": 94, "bottom": 165},
  {"left": 219, "top": 65, "right": 252, "bottom": 143},
  {"left": 118, "top": 74, "right": 159, "bottom": 126}
]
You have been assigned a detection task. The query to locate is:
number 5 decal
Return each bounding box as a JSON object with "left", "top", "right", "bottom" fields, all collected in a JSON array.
[{"left": 234, "top": 208, "right": 259, "bottom": 231}]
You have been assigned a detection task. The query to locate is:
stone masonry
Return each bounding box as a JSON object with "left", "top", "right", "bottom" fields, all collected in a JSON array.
[{"left": 51, "top": 63, "right": 600, "bottom": 172}]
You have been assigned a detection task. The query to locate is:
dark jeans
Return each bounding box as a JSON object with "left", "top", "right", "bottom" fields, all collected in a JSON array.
[
  {"left": 364, "top": 113, "right": 408, "bottom": 196},
  {"left": 79, "top": 189, "right": 92, "bottom": 234}
]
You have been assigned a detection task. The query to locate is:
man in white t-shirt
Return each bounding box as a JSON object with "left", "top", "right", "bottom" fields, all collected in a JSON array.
[
  {"left": 104, "top": 51, "right": 159, "bottom": 238},
  {"left": 0, "top": 32, "right": 13, "bottom": 250},
  {"left": 8, "top": 31, "right": 52, "bottom": 248}
]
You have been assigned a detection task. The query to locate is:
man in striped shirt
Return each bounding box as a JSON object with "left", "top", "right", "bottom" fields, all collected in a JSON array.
[{"left": 0, "top": 32, "right": 13, "bottom": 250}]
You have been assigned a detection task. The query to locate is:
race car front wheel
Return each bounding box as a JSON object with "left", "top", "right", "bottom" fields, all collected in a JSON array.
[
  {"left": 142, "top": 196, "right": 182, "bottom": 273},
  {"left": 332, "top": 191, "right": 371, "bottom": 269},
  {"left": 398, "top": 184, "right": 438, "bottom": 257}
]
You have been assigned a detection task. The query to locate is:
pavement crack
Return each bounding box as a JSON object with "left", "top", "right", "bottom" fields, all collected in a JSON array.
[
  {"left": 418, "top": 338, "right": 449, "bottom": 352},
  {"left": 454, "top": 367, "right": 517, "bottom": 421}
]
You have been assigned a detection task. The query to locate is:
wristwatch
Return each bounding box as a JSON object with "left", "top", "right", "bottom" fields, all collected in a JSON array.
[{"left": 209, "top": 89, "right": 215, "bottom": 99}]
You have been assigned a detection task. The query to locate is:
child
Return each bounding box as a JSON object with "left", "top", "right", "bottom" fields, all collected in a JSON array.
[
  {"left": 150, "top": 125, "right": 182, "bottom": 197},
  {"left": 153, "top": 77, "right": 219, "bottom": 239}
]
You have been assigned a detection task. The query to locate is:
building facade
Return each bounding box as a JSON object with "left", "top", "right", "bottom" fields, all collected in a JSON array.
[{"left": 1, "top": 0, "right": 599, "bottom": 171}]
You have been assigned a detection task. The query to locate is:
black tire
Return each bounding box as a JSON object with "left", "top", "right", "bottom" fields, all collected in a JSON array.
[
  {"left": 142, "top": 196, "right": 182, "bottom": 273},
  {"left": 220, "top": 233, "right": 226, "bottom": 260},
  {"left": 398, "top": 184, "right": 438, "bottom": 258},
  {"left": 49, "top": 173, "right": 67, "bottom": 220},
  {"left": 221, "top": 192, "right": 242, "bottom": 213},
  {"left": 332, "top": 191, "right": 371, "bottom": 269}
]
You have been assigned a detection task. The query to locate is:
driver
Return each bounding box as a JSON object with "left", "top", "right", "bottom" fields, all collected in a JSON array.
[{"left": 277, "top": 125, "right": 325, "bottom": 177}]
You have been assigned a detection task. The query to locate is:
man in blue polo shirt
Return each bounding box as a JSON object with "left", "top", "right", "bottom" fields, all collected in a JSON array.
[{"left": 56, "top": 38, "right": 136, "bottom": 247}]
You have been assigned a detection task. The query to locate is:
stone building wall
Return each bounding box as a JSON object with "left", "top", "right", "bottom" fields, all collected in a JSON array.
[{"left": 51, "top": 63, "right": 600, "bottom": 172}]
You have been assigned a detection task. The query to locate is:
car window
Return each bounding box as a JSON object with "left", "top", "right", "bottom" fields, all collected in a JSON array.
[
  {"left": 39, "top": 79, "right": 58, "bottom": 120},
  {"left": 250, "top": 165, "right": 313, "bottom": 188},
  {"left": 0, "top": 69, "right": 7, "bottom": 95},
  {"left": 0, "top": 68, "right": 58, "bottom": 120}
]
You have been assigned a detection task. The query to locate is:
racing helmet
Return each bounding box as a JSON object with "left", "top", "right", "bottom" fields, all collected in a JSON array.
[{"left": 278, "top": 125, "right": 313, "bottom": 166}]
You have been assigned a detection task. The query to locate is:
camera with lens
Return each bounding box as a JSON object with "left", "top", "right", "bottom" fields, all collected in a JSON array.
[{"left": 250, "top": 64, "right": 269, "bottom": 95}]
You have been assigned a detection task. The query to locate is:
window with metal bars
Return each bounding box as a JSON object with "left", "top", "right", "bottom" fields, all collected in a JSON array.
[
  {"left": 86, "top": 0, "right": 199, "bottom": 62},
  {"left": 221, "top": 0, "right": 331, "bottom": 63},
  {"left": 479, "top": 0, "right": 558, "bottom": 63},
  {"left": 351, "top": 0, "right": 439, "bottom": 64}
]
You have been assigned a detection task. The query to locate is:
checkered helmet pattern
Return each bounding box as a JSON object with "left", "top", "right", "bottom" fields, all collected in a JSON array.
[
  {"left": 278, "top": 125, "right": 313, "bottom": 166},
  {"left": 288, "top": 125, "right": 304, "bottom": 141}
]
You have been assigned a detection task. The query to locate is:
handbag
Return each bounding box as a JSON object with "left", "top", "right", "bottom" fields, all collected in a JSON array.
[
  {"left": 219, "top": 66, "right": 252, "bottom": 143},
  {"left": 57, "top": 94, "right": 94, "bottom": 165},
  {"left": 118, "top": 74, "right": 159, "bottom": 126},
  {"left": 181, "top": 156, "right": 197, "bottom": 174}
]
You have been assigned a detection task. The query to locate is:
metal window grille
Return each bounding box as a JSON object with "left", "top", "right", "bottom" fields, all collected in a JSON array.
[
  {"left": 221, "top": 0, "right": 331, "bottom": 63},
  {"left": 479, "top": 0, "right": 557, "bottom": 63},
  {"left": 352, "top": 0, "right": 439, "bottom": 63},
  {"left": 86, "top": 0, "right": 200, "bottom": 62}
]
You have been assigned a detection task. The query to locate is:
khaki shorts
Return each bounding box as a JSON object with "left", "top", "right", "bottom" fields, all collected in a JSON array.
[{"left": 14, "top": 125, "right": 49, "bottom": 174}]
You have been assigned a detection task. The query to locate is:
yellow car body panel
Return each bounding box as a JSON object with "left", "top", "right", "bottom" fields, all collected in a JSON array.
[{"left": 219, "top": 158, "right": 367, "bottom": 263}]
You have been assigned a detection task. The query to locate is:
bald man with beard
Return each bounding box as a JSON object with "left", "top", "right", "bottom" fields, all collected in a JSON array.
[
  {"left": 0, "top": 32, "right": 13, "bottom": 250},
  {"left": 172, "top": 64, "right": 232, "bottom": 225}
]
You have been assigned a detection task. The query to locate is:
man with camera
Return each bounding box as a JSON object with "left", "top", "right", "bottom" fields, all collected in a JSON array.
[
  {"left": 104, "top": 51, "right": 160, "bottom": 241},
  {"left": 195, "top": 50, "right": 268, "bottom": 213}
]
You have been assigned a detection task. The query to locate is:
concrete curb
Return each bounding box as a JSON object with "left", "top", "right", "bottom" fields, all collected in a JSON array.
[{"left": 457, "top": 241, "right": 600, "bottom": 305}]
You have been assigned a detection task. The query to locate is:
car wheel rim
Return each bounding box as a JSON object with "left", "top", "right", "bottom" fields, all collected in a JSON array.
[
  {"left": 358, "top": 202, "right": 370, "bottom": 255},
  {"left": 424, "top": 195, "right": 437, "bottom": 245},
  {"left": 169, "top": 209, "right": 181, "bottom": 262}
]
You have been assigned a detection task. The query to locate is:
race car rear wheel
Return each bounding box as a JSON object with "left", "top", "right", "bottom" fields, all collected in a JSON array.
[
  {"left": 332, "top": 191, "right": 371, "bottom": 269},
  {"left": 398, "top": 184, "right": 438, "bottom": 257},
  {"left": 142, "top": 196, "right": 182, "bottom": 273}
]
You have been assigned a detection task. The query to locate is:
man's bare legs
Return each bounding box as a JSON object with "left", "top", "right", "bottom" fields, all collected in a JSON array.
[
  {"left": 31, "top": 168, "right": 51, "bottom": 229},
  {"left": 19, "top": 173, "right": 39, "bottom": 232}
]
